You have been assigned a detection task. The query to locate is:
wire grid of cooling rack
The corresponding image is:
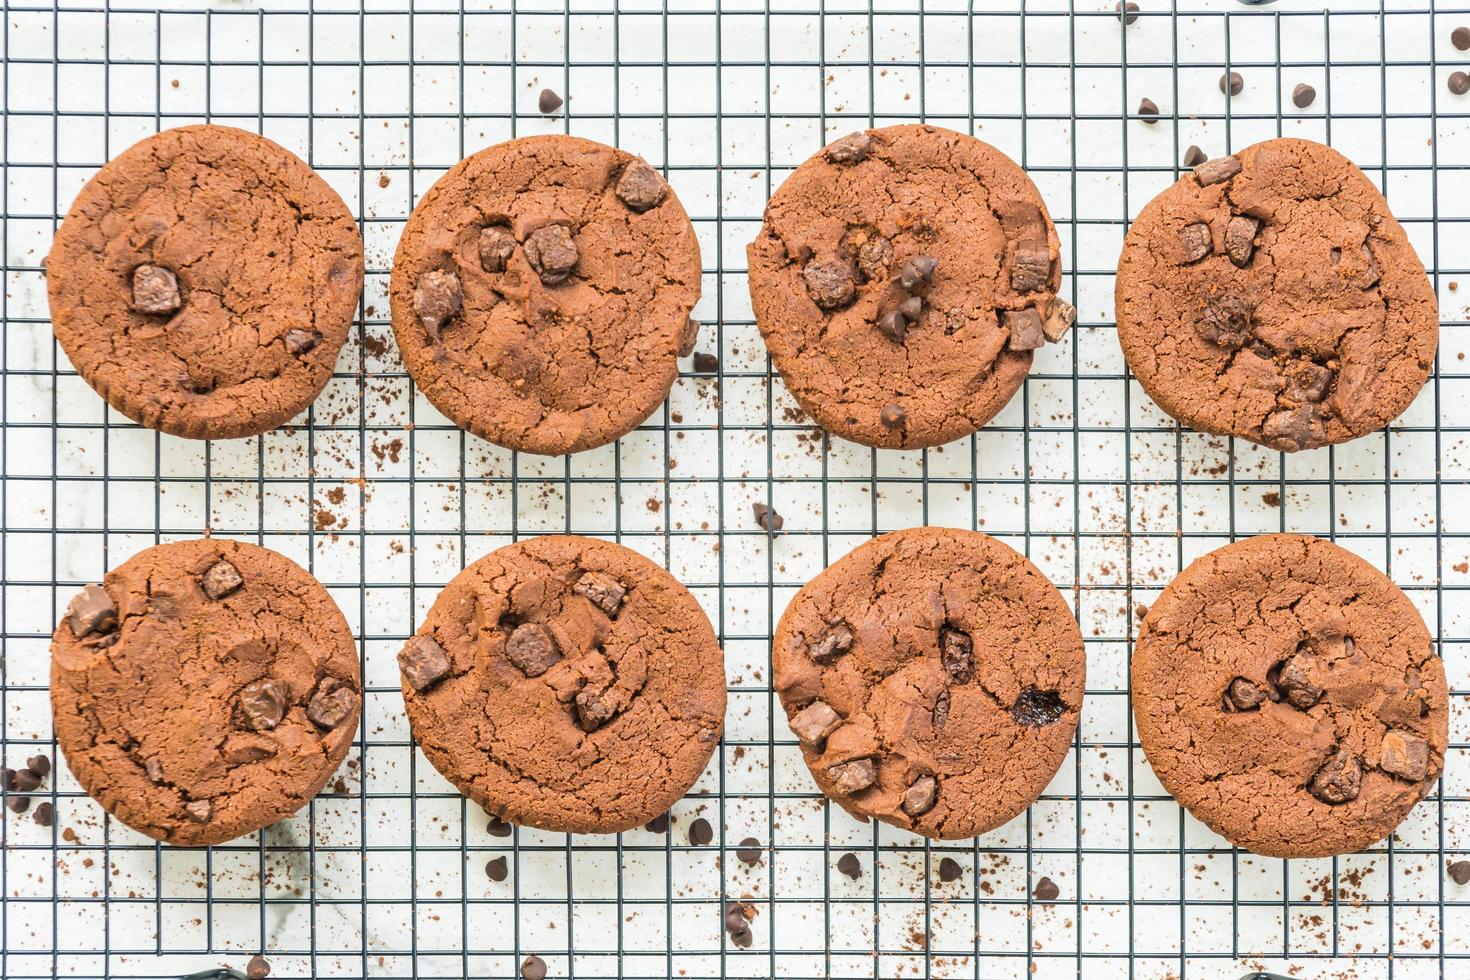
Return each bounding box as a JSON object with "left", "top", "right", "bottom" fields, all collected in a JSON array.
[{"left": 3, "top": 1, "right": 1470, "bottom": 978}]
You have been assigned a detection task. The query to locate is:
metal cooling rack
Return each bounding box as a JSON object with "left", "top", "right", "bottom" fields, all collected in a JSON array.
[{"left": 2, "top": 1, "right": 1469, "bottom": 977}]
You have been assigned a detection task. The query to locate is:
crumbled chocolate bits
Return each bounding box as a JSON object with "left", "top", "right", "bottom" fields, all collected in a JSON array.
[
  {"left": 1380, "top": 730, "right": 1430, "bottom": 782},
  {"left": 201, "top": 560, "right": 244, "bottom": 600},
  {"left": 802, "top": 258, "right": 856, "bottom": 310},
  {"left": 1116, "top": 1, "right": 1139, "bottom": 25},
  {"left": 487, "top": 816, "right": 513, "bottom": 837},
  {"left": 283, "top": 329, "right": 321, "bottom": 355},
  {"left": 1286, "top": 361, "right": 1333, "bottom": 403},
  {"left": 688, "top": 817, "right": 713, "bottom": 846},
  {"left": 725, "top": 902, "right": 754, "bottom": 947},
  {"left": 1449, "top": 860, "right": 1470, "bottom": 885},
  {"left": 692, "top": 351, "right": 719, "bottom": 373},
  {"left": 789, "top": 700, "right": 840, "bottom": 747},
  {"left": 899, "top": 255, "right": 938, "bottom": 291},
  {"left": 829, "top": 758, "right": 877, "bottom": 794},
  {"left": 856, "top": 235, "right": 893, "bottom": 280},
  {"left": 1219, "top": 71, "right": 1243, "bottom": 97},
  {"left": 736, "top": 837, "right": 762, "bottom": 864},
  {"left": 32, "top": 801, "right": 54, "bottom": 827},
  {"left": 1224, "top": 677, "right": 1266, "bottom": 712},
  {"left": 677, "top": 316, "right": 700, "bottom": 357},
  {"left": 525, "top": 224, "right": 579, "bottom": 285},
  {"left": 902, "top": 774, "right": 937, "bottom": 817},
  {"left": 1271, "top": 654, "right": 1323, "bottom": 710},
  {"left": 398, "top": 634, "right": 451, "bottom": 691},
  {"left": 645, "top": 811, "right": 670, "bottom": 834},
  {"left": 1033, "top": 876, "right": 1061, "bottom": 901},
  {"left": 185, "top": 799, "right": 213, "bottom": 823},
  {"left": 1041, "top": 299, "right": 1076, "bottom": 343},
  {"left": 574, "top": 572, "right": 626, "bottom": 617},
  {"left": 1179, "top": 222, "right": 1212, "bottom": 264},
  {"left": 809, "top": 623, "right": 853, "bottom": 664},
  {"left": 939, "top": 627, "right": 973, "bottom": 682},
  {"left": 132, "top": 264, "right": 181, "bottom": 314},
  {"left": 837, "top": 852, "right": 863, "bottom": 880},
  {"left": 879, "top": 403, "right": 906, "bottom": 429},
  {"left": 1308, "top": 747, "right": 1362, "bottom": 805},
  {"left": 1137, "top": 97, "right": 1159, "bottom": 124},
  {"left": 538, "top": 87, "right": 563, "bottom": 114},
  {"left": 66, "top": 584, "right": 117, "bottom": 638},
  {"left": 938, "top": 857, "right": 963, "bottom": 883},
  {"left": 246, "top": 955, "right": 271, "bottom": 980},
  {"left": 1011, "top": 687, "right": 1064, "bottom": 727},
  {"left": 1194, "top": 155, "right": 1242, "bottom": 186},
  {"left": 479, "top": 226, "right": 516, "bottom": 272},
  {"left": 307, "top": 682, "right": 355, "bottom": 729},
  {"left": 1182, "top": 145, "right": 1207, "bottom": 168},
  {"left": 1009, "top": 241, "right": 1051, "bottom": 292},
  {"left": 414, "top": 269, "right": 462, "bottom": 342},
  {"left": 520, "top": 955, "right": 547, "bottom": 980},
  {"left": 1003, "top": 308, "right": 1045, "bottom": 351},
  {"left": 6, "top": 795, "right": 30, "bottom": 814},
  {"left": 752, "top": 501, "right": 784, "bottom": 534},
  {"left": 1196, "top": 292, "right": 1253, "bottom": 349},
  {"left": 574, "top": 687, "right": 616, "bottom": 731},
  {"left": 877, "top": 310, "right": 909, "bottom": 342},
  {"left": 1224, "top": 215, "right": 1260, "bottom": 267},
  {"left": 1292, "top": 83, "right": 1317, "bottom": 109},
  {"left": 1451, "top": 71, "right": 1470, "bottom": 96},
  {"left": 238, "top": 679, "right": 289, "bottom": 731},
  {"left": 825, "top": 131, "right": 871, "bottom": 164},
  {"left": 615, "top": 160, "right": 667, "bottom": 213},
  {"left": 506, "top": 623, "right": 562, "bottom": 677}
]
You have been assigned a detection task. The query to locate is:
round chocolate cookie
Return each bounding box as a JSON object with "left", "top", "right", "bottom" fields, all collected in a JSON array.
[
  {"left": 1133, "top": 534, "right": 1447, "bottom": 858},
  {"left": 1116, "top": 137, "right": 1437, "bottom": 451},
  {"left": 772, "top": 527, "right": 1085, "bottom": 839},
  {"left": 51, "top": 539, "right": 361, "bottom": 846},
  {"left": 47, "top": 125, "right": 364, "bottom": 440},
  {"left": 396, "top": 535, "right": 725, "bottom": 833},
  {"left": 389, "top": 135, "right": 702, "bottom": 456},
  {"left": 747, "top": 125, "right": 1070, "bottom": 449}
]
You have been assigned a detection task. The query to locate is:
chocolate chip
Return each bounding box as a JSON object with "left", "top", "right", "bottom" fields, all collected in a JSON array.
[
  {"left": 33, "top": 802, "right": 53, "bottom": 827},
  {"left": 1041, "top": 299, "right": 1076, "bottom": 342},
  {"left": 538, "top": 87, "right": 563, "bottom": 114},
  {"left": 1003, "top": 308, "right": 1045, "bottom": 351},
  {"left": 201, "top": 560, "right": 244, "bottom": 600},
  {"left": 1194, "top": 155, "right": 1242, "bottom": 186},
  {"left": 1011, "top": 687, "right": 1064, "bottom": 727},
  {"left": 414, "top": 269, "right": 462, "bottom": 342},
  {"left": 809, "top": 624, "right": 853, "bottom": 664},
  {"left": 1308, "top": 747, "right": 1362, "bottom": 805},
  {"left": 14, "top": 768, "right": 40, "bottom": 792},
  {"left": 725, "top": 902, "right": 754, "bottom": 946},
  {"left": 398, "top": 634, "right": 452, "bottom": 691},
  {"left": 485, "top": 856, "right": 509, "bottom": 881},
  {"left": 144, "top": 757, "right": 165, "bottom": 784},
  {"left": 487, "top": 816, "right": 513, "bottom": 837},
  {"left": 1116, "top": 1, "right": 1139, "bottom": 25},
  {"left": 185, "top": 799, "right": 213, "bottom": 823},
  {"left": 877, "top": 309, "right": 908, "bottom": 342},
  {"left": 520, "top": 955, "right": 547, "bottom": 980},
  {"left": 479, "top": 226, "right": 516, "bottom": 272},
  {"left": 1456, "top": 27, "right": 1470, "bottom": 51},
  {"left": 66, "top": 584, "right": 117, "bottom": 638},
  {"left": 933, "top": 689, "right": 951, "bottom": 730},
  {"left": 3, "top": 769, "right": 14, "bottom": 791},
  {"left": 902, "top": 774, "right": 937, "bottom": 817},
  {"left": 1224, "top": 677, "right": 1265, "bottom": 712},
  {"left": 1292, "top": 83, "right": 1317, "bottom": 108},
  {"left": 856, "top": 236, "right": 893, "bottom": 280},
  {"left": 1009, "top": 241, "right": 1051, "bottom": 292},
  {"left": 574, "top": 572, "right": 626, "bottom": 617},
  {"left": 307, "top": 682, "right": 356, "bottom": 729},
  {"left": 1262, "top": 404, "right": 1315, "bottom": 452},
  {"left": 524, "top": 224, "right": 579, "bottom": 285},
  {"left": 1452, "top": 71, "right": 1470, "bottom": 96},
  {"left": 1196, "top": 292, "right": 1253, "bottom": 349},
  {"left": 507, "top": 623, "right": 562, "bottom": 678},
  {"left": 246, "top": 955, "right": 271, "bottom": 980},
  {"left": 879, "top": 403, "right": 906, "bottom": 429},
  {"left": 1219, "top": 71, "right": 1243, "bottom": 96},
  {"left": 752, "top": 501, "right": 784, "bottom": 534},
  {"left": 223, "top": 734, "right": 277, "bottom": 764},
  {"left": 1224, "top": 215, "right": 1260, "bottom": 267},
  {"left": 837, "top": 852, "right": 863, "bottom": 879},
  {"left": 789, "top": 700, "right": 840, "bottom": 747},
  {"left": 899, "top": 256, "right": 938, "bottom": 290},
  {"left": 24, "top": 757, "right": 47, "bottom": 781},
  {"left": 1179, "top": 222, "right": 1212, "bottom": 264},
  {"left": 1182, "top": 145, "right": 1207, "bottom": 168},
  {"left": 645, "top": 811, "right": 670, "bottom": 834},
  {"left": 1449, "top": 860, "right": 1470, "bottom": 885},
  {"left": 828, "top": 758, "right": 877, "bottom": 794},
  {"left": 1380, "top": 730, "right": 1430, "bottom": 782},
  {"left": 802, "top": 258, "right": 856, "bottom": 310},
  {"left": 132, "top": 264, "right": 181, "bottom": 314},
  {"left": 677, "top": 317, "right": 700, "bottom": 357},
  {"left": 938, "top": 857, "right": 963, "bottom": 883},
  {"left": 1271, "top": 654, "right": 1323, "bottom": 710},
  {"left": 736, "top": 837, "right": 762, "bottom": 864},
  {"left": 6, "top": 795, "right": 30, "bottom": 813},
  {"left": 692, "top": 351, "right": 719, "bottom": 373},
  {"left": 1138, "top": 97, "right": 1159, "bottom": 124},
  {"left": 1286, "top": 361, "right": 1333, "bottom": 403},
  {"left": 688, "top": 817, "right": 713, "bottom": 846},
  {"left": 939, "top": 627, "right": 973, "bottom": 682},
  {"left": 283, "top": 329, "right": 321, "bottom": 355},
  {"left": 574, "top": 687, "right": 616, "bottom": 731},
  {"left": 238, "top": 679, "right": 289, "bottom": 731},
  {"left": 826, "top": 131, "right": 871, "bottom": 164},
  {"left": 1033, "top": 876, "right": 1060, "bottom": 901},
  {"left": 615, "top": 160, "right": 667, "bottom": 213},
  {"left": 729, "top": 924, "right": 753, "bottom": 948}
]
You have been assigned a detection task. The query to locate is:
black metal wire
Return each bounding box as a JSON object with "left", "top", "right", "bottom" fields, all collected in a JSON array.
[{"left": 2, "top": 2, "right": 1468, "bottom": 979}]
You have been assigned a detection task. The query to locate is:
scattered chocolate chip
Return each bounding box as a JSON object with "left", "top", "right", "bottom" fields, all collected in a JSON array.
[
  {"left": 1003, "top": 308, "right": 1045, "bottom": 351},
  {"left": 736, "top": 837, "right": 762, "bottom": 864},
  {"left": 1449, "top": 860, "right": 1470, "bottom": 885},
  {"left": 1224, "top": 215, "right": 1260, "bottom": 267},
  {"left": 939, "top": 627, "right": 973, "bottom": 682},
  {"left": 877, "top": 309, "right": 908, "bottom": 342},
  {"left": 677, "top": 317, "right": 700, "bottom": 357},
  {"left": 1451, "top": 71, "right": 1470, "bottom": 96},
  {"left": 615, "top": 160, "right": 667, "bottom": 213},
  {"left": 828, "top": 758, "right": 877, "bottom": 794},
  {"left": 239, "top": 679, "right": 289, "bottom": 731},
  {"left": 398, "top": 635, "right": 452, "bottom": 691},
  {"left": 1455, "top": 27, "right": 1470, "bottom": 51},
  {"left": 414, "top": 269, "right": 462, "bottom": 342},
  {"left": 752, "top": 502, "right": 784, "bottom": 534},
  {"left": 507, "top": 623, "right": 562, "bottom": 677},
  {"left": 201, "top": 561, "right": 244, "bottom": 600},
  {"left": 1116, "top": 1, "right": 1139, "bottom": 25},
  {"left": 538, "top": 87, "right": 563, "bottom": 114},
  {"left": 1380, "top": 730, "right": 1430, "bottom": 782},
  {"left": 645, "top": 812, "right": 670, "bottom": 834},
  {"left": 520, "top": 955, "right": 547, "bottom": 980},
  {"left": 25, "top": 756, "right": 49, "bottom": 779},
  {"left": 1009, "top": 241, "right": 1052, "bottom": 292},
  {"left": 826, "top": 131, "right": 872, "bottom": 164},
  {"left": 725, "top": 902, "right": 754, "bottom": 947},
  {"left": 938, "top": 857, "right": 963, "bottom": 882},
  {"left": 185, "top": 799, "right": 213, "bottom": 822},
  {"left": 899, "top": 255, "right": 938, "bottom": 290},
  {"left": 14, "top": 768, "right": 40, "bottom": 792},
  {"left": 837, "top": 852, "right": 863, "bottom": 879},
  {"left": 1219, "top": 71, "right": 1243, "bottom": 97},
  {"left": 897, "top": 294, "right": 923, "bottom": 322},
  {"left": 1194, "top": 155, "right": 1242, "bottom": 186},
  {"left": 803, "top": 258, "right": 856, "bottom": 310},
  {"left": 6, "top": 795, "right": 30, "bottom": 813},
  {"left": 283, "top": 329, "right": 320, "bottom": 355},
  {"left": 132, "top": 264, "right": 181, "bottom": 314},
  {"left": 525, "top": 224, "right": 579, "bottom": 285},
  {"left": 1041, "top": 299, "right": 1076, "bottom": 342},
  {"left": 1271, "top": 654, "right": 1323, "bottom": 710},
  {"left": 574, "top": 687, "right": 616, "bottom": 731},
  {"left": 1308, "top": 747, "right": 1362, "bottom": 805},
  {"left": 307, "top": 682, "right": 356, "bottom": 729},
  {"left": 487, "top": 816, "right": 513, "bottom": 837},
  {"left": 1033, "top": 876, "right": 1060, "bottom": 901},
  {"left": 1196, "top": 292, "right": 1253, "bottom": 349},
  {"left": 688, "top": 817, "right": 713, "bottom": 846},
  {"left": 1292, "top": 83, "right": 1316, "bottom": 109},
  {"left": 1182, "top": 145, "right": 1207, "bottom": 168},
  {"left": 32, "top": 802, "right": 53, "bottom": 827},
  {"left": 789, "top": 700, "right": 840, "bottom": 747},
  {"left": 1138, "top": 97, "right": 1159, "bottom": 123},
  {"left": 1011, "top": 687, "right": 1064, "bottom": 727},
  {"left": 1286, "top": 361, "right": 1333, "bottom": 403},
  {"left": 479, "top": 226, "right": 516, "bottom": 272},
  {"left": 2, "top": 769, "right": 14, "bottom": 791},
  {"left": 879, "top": 403, "right": 906, "bottom": 429},
  {"left": 246, "top": 955, "right": 271, "bottom": 980},
  {"left": 856, "top": 235, "right": 893, "bottom": 280},
  {"left": 1224, "top": 677, "right": 1265, "bottom": 711},
  {"left": 1179, "top": 222, "right": 1212, "bottom": 264},
  {"left": 902, "top": 774, "right": 937, "bottom": 817},
  {"left": 485, "top": 856, "right": 509, "bottom": 881},
  {"left": 692, "top": 351, "right": 719, "bottom": 373},
  {"left": 66, "top": 584, "right": 117, "bottom": 638}
]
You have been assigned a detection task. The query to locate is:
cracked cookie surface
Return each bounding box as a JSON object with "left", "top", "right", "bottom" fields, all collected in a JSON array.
[
  {"left": 397, "top": 535, "right": 725, "bottom": 833},
  {"left": 1132, "top": 534, "right": 1446, "bottom": 858},
  {"left": 772, "top": 527, "right": 1085, "bottom": 839},
  {"left": 389, "top": 135, "right": 701, "bottom": 456},
  {"left": 50, "top": 539, "right": 361, "bottom": 846},
  {"left": 46, "top": 125, "right": 365, "bottom": 440},
  {"left": 747, "top": 125, "right": 1069, "bottom": 450},
  {"left": 1116, "top": 137, "right": 1437, "bottom": 452}
]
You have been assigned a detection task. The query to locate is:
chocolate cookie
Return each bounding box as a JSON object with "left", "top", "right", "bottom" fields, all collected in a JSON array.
[
  {"left": 1133, "top": 534, "right": 1447, "bottom": 858},
  {"left": 51, "top": 539, "right": 360, "bottom": 846},
  {"left": 772, "top": 527, "right": 1085, "bottom": 839},
  {"left": 397, "top": 535, "right": 725, "bottom": 833},
  {"left": 1116, "top": 138, "right": 1437, "bottom": 451},
  {"left": 389, "top": 135, "right": 701, "bottom": 455},
  {"left": 747, "top": 125, "right": 1070, "bottom": 449},
  {"left": 46, "top": 125, "right": 364, "bottom": 440}
]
